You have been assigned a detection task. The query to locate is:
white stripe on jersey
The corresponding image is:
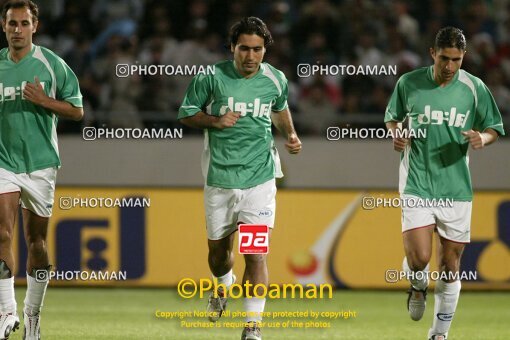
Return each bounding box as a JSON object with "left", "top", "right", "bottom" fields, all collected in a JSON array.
[
  {"left": 201, "top": 129, "right": 211, "bottom": 181},
  {"left": 398, "top": 116, "right": 412, "bottom": 195},
  {"left": 260, "top": 64, "right": 282, "bottom": 96},
  {"left": 458, "top": 70, "right": 477, "bottom": 108},
  {"left": 32, "top": 45, "right": 59, "bottom": 161}
]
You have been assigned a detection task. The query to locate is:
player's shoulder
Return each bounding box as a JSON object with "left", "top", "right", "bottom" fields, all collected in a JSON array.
[
  {"left": 260, "top": 62, "right": 287, "bottom": 83},
  {"left": 397, "top": 66, "right": 429, "bottom": 85},
  {"left": 0, "top": 47, "right": 8, "bottom": 61},
  {"left": 457, "top": 69, "right": 486, "bottom": 90},
  {"left": 191, "top": 60, "right": 229, "bottom": 83},
  {"left": 32, "top": 45, "right": 69, "bottom": 68}
]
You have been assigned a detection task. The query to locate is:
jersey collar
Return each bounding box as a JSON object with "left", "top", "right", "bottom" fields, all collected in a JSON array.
[
  {"left": 7, "top": 43, "right": 36, "bottom": 64},
  {"left": 427, "top": 65, "right": 460, "bottom": 88},
  {"left": 231, "top": 60, "right": 264, "bottom": 79}
]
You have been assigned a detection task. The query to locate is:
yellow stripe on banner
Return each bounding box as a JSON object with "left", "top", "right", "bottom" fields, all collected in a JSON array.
[{"left": 12, "top": 188, "right": 510, "bottom": 290}]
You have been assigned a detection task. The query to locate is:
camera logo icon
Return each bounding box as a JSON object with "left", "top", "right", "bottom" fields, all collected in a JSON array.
[
  {"left": 297, "top": 64, "right": 311, "bottom": 77},
  {"left": 59, "top": 197, "right": 73, "bottom": 210},
  {"left": 35, "top": 270, "right": 50, "bottom": 283},
  {"left": 385, "top": 270, "right": 399, "bottom": 283},
  {"left": 116, "top": 64, "right": 130, "bottom": 78},
  {"left": 362, "top": 196, "right": 376, "bottom": 210},
  {"left": 326, "top": 127, "right": 341, "bottom": 141},
  {"left": 82, "top": 127, "right": 97, "bottom": 141}
]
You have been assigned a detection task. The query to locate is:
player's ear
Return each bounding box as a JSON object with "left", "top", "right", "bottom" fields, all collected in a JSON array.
[
  {"left": 230, "top": 43, "right": 235, "bottom": 53},
  {"left": 429, "top": 47, "right": 435, "bottom": 59},
  {"left": 32, "top": 19, "right": 38, "bottom": 33}
]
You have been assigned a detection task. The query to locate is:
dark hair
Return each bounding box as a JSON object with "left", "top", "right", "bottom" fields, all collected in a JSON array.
[
  {"left": 2, "top": 0, "right": 39, "bottom": 22},
  {"left": 434, "top": 27, "right": 466, "bottom": 51},
  {"left": 229, "top": 16, "right": 273, "bottom": 47}
]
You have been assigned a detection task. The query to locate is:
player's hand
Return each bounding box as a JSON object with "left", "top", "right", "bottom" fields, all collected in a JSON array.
[
  {"left": 214, "top": 111, "right": 241, "bottom": 129},
  {"left": 462, "top": 129, "right": 485, "bottom": 150},
  {"left": 393, "top": 137, "right": 409, "bottom": 152},
  {"left": 285, "top": 133, "right": 302, "bottom": 154},
  {"left": 23, "top": 76, "right": 48, "bottom": 107}
]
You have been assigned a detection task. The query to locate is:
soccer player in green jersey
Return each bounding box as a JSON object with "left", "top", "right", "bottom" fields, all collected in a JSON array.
[
  {"left": 385, "top": 27, "right": 505, "bottom": 340},
  {"left": 0, "top": 1, "right": 83, "bottom": 339},
  {"left": 178, "top": 17, "right": 301, "bottom": 340}
]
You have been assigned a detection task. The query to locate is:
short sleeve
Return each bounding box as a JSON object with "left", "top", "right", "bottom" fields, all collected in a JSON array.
[
  {"left": 271, "top": 74, "right": 288, "bottom": 112},
  {"left": 473, "top": 82, "right": 505, "bottom": 136},
  {"left": 178, "top": 74, "right": 214, "bottom": 119},
  {"left": 54, "top": 58, "right": 83, "bottom": 108},
  {"left": 384, "top": 77, "right": 407, "bottom": 123}
]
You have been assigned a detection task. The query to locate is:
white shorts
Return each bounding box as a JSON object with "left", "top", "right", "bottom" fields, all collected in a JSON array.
[
  {"left": 401, "top": 195, "right": 472, "bottom": 243},
  {"left": 0, "top": 167, "right": 57, "bottom": 217},
  {"left": 204, "top": 179, "right": 276, "bottom": 240}
]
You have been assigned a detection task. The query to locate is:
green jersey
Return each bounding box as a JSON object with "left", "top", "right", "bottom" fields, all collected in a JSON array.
[
  {"left": 178, "top": 60, "right": 287, "bottom": 189},
  {"left": 0, "top": 44, "right": 83, "bottom": 173},
  {"left": 385, "top": 66, "right": 505, "bottom": 200}
]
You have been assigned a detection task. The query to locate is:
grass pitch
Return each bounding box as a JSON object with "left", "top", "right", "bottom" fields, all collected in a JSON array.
[{"left": 10, "top": 288, "right": 510, "bottom": 339}]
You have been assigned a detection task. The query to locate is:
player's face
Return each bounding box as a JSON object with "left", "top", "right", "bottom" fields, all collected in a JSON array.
[
  {"left": 231, "top": 34, "right": 266, "bottom": 78},
  {"left": 2, "top": 7, "right": 38, "bottom": 52},
  {"left": 430, "top": 47, "right": 465, "bottom": 85}
]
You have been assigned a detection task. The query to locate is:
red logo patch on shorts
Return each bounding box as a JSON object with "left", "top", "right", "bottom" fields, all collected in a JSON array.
[{"left": 238, "top": 224, "right": 269, "bottom": 254}]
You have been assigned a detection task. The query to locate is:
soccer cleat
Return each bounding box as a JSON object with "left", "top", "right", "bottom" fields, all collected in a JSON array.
[
  {"left": 241, "top": 322, "right": 262, "bottom": 340},
  {"left": 429, "top": 335, "right": 447, "bottom": 340},
  {"left": 22, "top": 310, "right": 41, "bottom": 340},
  {"left": 0, "top": 313, "right": 20, "bottom": 340},
  {"left": 207, "top": 274, "right": 236, "bottom": 322},
  {"left": 407, "top": 286, "right": 427, "bottom": 321}
]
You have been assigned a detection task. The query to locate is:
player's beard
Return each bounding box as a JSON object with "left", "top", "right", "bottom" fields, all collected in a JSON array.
[{"left": 242, "top": 62, "right": 259, "bottom": 75}]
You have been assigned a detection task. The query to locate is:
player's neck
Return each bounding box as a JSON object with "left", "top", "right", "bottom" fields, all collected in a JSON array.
[
  {"left": 233, "top": 61, "right": 259, "bottom": 79},
  {"left": 433, "top": 70, "right": 453, "bottom": 87},
  {"left": 9, "top": 45, "right": 32, "bottom": 63}
]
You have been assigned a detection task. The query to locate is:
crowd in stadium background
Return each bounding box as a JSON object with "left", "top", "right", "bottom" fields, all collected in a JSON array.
[{"left": 6, "top": 0, "right": 507, "bottom": 135}]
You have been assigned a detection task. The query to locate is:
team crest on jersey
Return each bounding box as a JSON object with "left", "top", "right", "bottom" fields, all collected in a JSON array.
[
  {"left": 417, "top": 105, "right": 469, "bottom": 128},
  {"left": 219, "top": 97, "right": 272, "bottom": 117},
  {"left": 0, "top": 81, "right": 46, "bottom": 102}
]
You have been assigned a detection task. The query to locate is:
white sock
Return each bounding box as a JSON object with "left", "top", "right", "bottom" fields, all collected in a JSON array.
[
  {"left": 428, "top": 280, "right": 461, "bottom": 338},
  {"left": 24, "top": 273, "right": 48, "bottom": 316},
  {"left": 403, "top": 256, "right": 429, "bottom": 291},
  {"left": 0, "top": 277, "right": 16, "bottom": 313},
  {"left": 244, "top": 297, "right": 265, "bottom": 323},
  {"left": 213, "top": 269, "right": 234, "bottom": 290}
]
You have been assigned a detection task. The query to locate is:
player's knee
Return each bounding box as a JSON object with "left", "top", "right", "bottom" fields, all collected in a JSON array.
[
  {"left": 0, "top": 228, "right": 13, "bottom": 245},
  {"left": 408, "top": 251, "right": 430, "bottom": 271},
  {"left": 244, "top": 254, "right": 266, "bottom": 266},
  {"left": 209, "top": 248, "right": 232, "bottom": 266},
  {"left": 0, "top": 260, "right": 13, "bottom": 279},
  {"left": 441, "top": 257, "right": 461, "bottom": 274}
]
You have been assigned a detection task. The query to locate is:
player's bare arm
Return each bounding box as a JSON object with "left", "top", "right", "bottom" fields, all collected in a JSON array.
[
  {"left": 386, "top": 121, "right": 409, "bottom": 152},
  {"left": 180, "top": 111, "right": 241, "bottom": 129},
  {"left": 23, "top": 76, "right": 83, "bottom": 121},
  {"left": 271, "top": 108, "right": 302, "bottom": 154},
  {"left": 461, "top": 128, "right": 499, "bottom": 150}
]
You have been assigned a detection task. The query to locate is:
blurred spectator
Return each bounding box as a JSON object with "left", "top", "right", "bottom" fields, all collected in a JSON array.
[
  {"left": 486, "top": 68, "right": 510, "bottom": 116},
  {"left": 296, "top": 79, "right": 339, "bottom": 134},
  {"left": 23, "top": 0, "right": 506, "bottom": 136}
]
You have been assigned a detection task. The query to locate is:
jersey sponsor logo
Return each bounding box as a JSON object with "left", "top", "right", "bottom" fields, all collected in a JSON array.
[
  {"left": 219, "top": 97, "right": 272, "bottom": 117},
  {"left": 417, "top": 105, "right": 470, "bottom": 128},
  {"left": 0, "top": 81, "right": 46, "bottom": 102},
  {"left": 258, "top": 209, "right": 273, "bottom": 217}
]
